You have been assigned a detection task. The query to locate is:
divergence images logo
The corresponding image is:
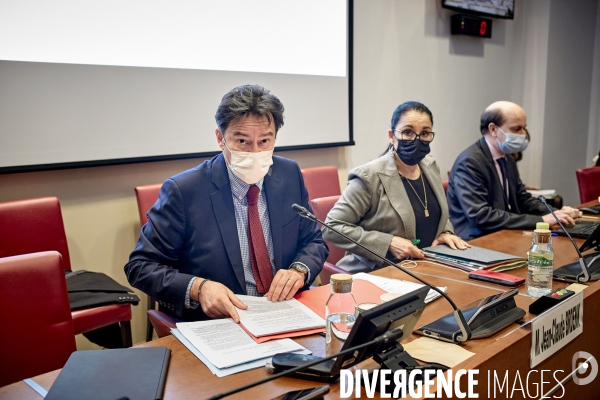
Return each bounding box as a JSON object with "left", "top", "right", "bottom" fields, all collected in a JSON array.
[{"left": 572, "top": 351, "right": 598, "bottom": 386}]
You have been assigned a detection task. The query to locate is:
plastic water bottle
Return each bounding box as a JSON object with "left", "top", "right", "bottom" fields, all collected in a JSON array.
[
  {"left": 527, "top": 222, "right": 554, "bottom": 297},
  {"left": 325, "top": 273, "right": 357, "bottom": 357}
]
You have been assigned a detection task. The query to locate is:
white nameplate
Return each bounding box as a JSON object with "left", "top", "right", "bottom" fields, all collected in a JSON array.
[{"left": 530, "top": 291, "right": 583, "bottom": 368}]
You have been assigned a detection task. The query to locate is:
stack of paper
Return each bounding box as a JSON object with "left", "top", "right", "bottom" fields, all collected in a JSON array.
[
  {"left": 173, "top": 319, "right": 310, "bottom": 377},
  {"left": 423, "top": 245, "right": 527, "bottom": 272},
  {"left": 236, "top": 295, "right": 325, "bottom": 341},
  {"left": 353, "top": 272, "right": 446, "bottom": 303}
]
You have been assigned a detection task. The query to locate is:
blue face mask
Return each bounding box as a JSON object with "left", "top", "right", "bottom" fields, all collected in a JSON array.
[{"left": 496, "top": 126, "right": 529, "bottom": 154}]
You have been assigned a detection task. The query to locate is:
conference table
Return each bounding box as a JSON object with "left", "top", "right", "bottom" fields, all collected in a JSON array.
[{"left": 2, "top": 206, "right": 600, "bottom": 399}]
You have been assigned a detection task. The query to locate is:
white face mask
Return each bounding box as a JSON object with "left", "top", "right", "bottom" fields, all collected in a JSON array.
[{"left": 223, "top": 140, "right": 273, "bottom": 184}]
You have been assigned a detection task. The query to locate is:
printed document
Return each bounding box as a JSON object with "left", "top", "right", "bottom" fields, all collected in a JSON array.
[
  {"left": 171, "top": 328, "right": 310, "bottom": 377},
  {"left": 353, "top": 272, "right": 446, "bottom": 303},
  {"left": 176, "top": 319, "right": 306, "bottom": 369},
  {"left": 236, "top": 295, "right": 325, "bottom": 337}
]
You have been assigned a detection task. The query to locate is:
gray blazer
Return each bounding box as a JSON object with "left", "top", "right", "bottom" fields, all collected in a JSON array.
[{"left": 323, "top": 153, "right": 453, "bottom": 272}]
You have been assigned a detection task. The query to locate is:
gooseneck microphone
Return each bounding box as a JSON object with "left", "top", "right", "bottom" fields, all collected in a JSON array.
[
  {"left": 206, "top": 329, "right": 405, "bottom": 400},
  {"left": 291, "top": 203, "right": 472, "bottom": 343},
  {"left": 537, "top": 196, "right": 590, "bottom": 282}
]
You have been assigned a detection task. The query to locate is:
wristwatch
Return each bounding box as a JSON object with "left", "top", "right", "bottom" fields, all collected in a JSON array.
[{"left": 289, "top": 262, "right": 309, "bottom": 284}]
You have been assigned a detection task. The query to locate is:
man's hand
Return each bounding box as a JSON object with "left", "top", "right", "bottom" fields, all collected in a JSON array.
[
  {"left": 266, "top": 268, "right": 305, "bottom": 302},
  {"left": 542, "top": 209, "right": 576, "bottom": 227},
  {"left": 389, "top": 236, "right": 424, "bottom": 260},
  {"left": 560, "top": 206, "right": 583, "bottom": 219},
  {"left": 432, "top": 233, "right": 471, "bottom": 250},
  {"left": 196, "top": 280, "right": 247, "bottom": 323}
]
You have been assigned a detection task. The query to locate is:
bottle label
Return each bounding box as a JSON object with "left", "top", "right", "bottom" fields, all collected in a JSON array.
[{"left": 528, "top": 253, "right": 554, "bottom": 269}]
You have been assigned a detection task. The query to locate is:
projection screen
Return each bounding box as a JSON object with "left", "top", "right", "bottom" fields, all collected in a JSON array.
[{"left": 0, "top": 0, "right": 353, "bottom": 173}]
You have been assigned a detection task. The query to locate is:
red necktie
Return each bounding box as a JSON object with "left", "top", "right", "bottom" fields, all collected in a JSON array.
[{"left": 246, "top": 185, "right": 273, "bottom": 294}]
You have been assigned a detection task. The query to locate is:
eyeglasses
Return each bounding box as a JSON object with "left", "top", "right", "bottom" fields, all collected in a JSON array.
[{"left": 394, "top": 129, "right": 436, "bottom": 143}]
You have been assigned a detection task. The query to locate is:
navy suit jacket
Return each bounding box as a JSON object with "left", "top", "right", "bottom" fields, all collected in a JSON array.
[
  {"left": 447, "top": 137, "right": 548, "bottom": 240},
  {"left": 124, "top": 154, "right": 328, "bottom": 320}
]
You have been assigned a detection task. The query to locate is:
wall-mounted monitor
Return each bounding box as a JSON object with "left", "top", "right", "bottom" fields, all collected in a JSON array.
[{"left": 442, "top": 0, "right": 515, "bottom": 19}]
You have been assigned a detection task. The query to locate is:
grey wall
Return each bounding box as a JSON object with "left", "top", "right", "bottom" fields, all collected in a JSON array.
[
  {"left": 587, "top": 2, "right": 600, "bottom": 166},
  {"left": 542, "top": 0, "right": 599, "bottom": 205},
  {"left": 350, "top": 0, "right": 556, "bottom": 187}
]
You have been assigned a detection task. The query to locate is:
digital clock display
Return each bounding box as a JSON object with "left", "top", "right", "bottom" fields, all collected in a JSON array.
[{"left": 451, "top": 14, "right": 493, "bottom": 38}]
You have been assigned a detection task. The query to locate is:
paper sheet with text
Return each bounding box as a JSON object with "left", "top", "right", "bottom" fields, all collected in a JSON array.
[
  {"left": 171, "top": 328, "right": 310, "bottom": 377},
  {"left": 236, "top": 295, "right": 325, "bottom": 337},
  {"left": 176, "top": 319, "right": 306, "bottom": 369},
  {"left": 353, "top": 272, "right": 446, "bottom": 303}
]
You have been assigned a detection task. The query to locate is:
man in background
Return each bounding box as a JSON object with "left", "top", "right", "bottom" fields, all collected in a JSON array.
[
  {"left": 447, "top": 100, "right": 581, "bottom": 240},
  {"left": 125, "top": 84, "right": 328, "bottom": 322}
]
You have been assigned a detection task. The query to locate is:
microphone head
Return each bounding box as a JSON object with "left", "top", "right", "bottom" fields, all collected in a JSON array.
[
  {"left": 537, "top": 195, "right": 547, "bottom": 204},
  {"left": 292, "top": 204, "right": 306, "bottom": 214}
]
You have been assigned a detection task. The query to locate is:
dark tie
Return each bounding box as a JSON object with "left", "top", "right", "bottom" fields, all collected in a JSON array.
[
  {"left": 246, "top": 185, "right": 273, "bottom": 294},
  {"left": 496, "top": 157, "right": 511, "bottom": 210}
]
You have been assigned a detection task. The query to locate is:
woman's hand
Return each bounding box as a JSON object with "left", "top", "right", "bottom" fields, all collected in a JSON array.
[
  {"left": 432, "top": 233, "right": 471, "bottom": 250},
  {"left": 389, "top": 236, "right": 424, "bottom": 259}
]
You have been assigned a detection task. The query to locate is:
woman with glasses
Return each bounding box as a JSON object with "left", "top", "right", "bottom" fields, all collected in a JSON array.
[{"left": 323, "top": 101, "right": 469, "bottom": 273}]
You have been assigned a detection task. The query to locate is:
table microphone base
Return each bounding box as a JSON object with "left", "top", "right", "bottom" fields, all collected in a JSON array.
[
  {"left": 364, "top": 344, "right": 448, "bottom": 395},
  {"left": 272, "top": 354, "right": 339, "bottom": 382},
  {"left": 554, "top": 251, "right": 600, "bottom": 283}
]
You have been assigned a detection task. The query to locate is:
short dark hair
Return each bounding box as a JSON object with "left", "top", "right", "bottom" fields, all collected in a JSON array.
[
  {"left": 390, "top": 101, "right": 434, "bottom": 130},
  {"left": 382, "top": 101, "right": 434, "bottom": 156},
  {"left": 480, "top": 108, "right": 505, "bottom": 135},
  {"left": 215, "top": 84, "right": 285, "bottom": 134}
]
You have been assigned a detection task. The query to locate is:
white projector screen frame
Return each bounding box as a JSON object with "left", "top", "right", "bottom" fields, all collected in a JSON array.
[{"left": 0, "top": 0, "right": 354, "bottom": 173}]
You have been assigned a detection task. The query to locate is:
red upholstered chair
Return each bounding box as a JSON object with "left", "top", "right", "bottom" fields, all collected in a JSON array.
[
  {"left": 0, "top": 197, "right": 133, "bottom": 348},
  {"left": 309, "top": 195, "right": 349, "bottom": 283},
  {"left": 442, "top": 180, "right": 449, "bottom": 195},
  {"left": 147, "top": 310, "right": 177, "bottom": 338},
  {"left": 134, "top": 183, "right": 163, "bottom": 341},
  {"left": 310, "top": 195, "right": 346, "bottom": 265},
  {"left": 576, "top": 166, "right": 600, "bottom": 204},
  {"left": 135, "top": 183, "right": 162, "bottom": 227},
  {"left": 301, "top": 166, "right": 341, "bottom": 202},
  {"left": 0, "top": 252, "right": 76, "bottom": 387}
]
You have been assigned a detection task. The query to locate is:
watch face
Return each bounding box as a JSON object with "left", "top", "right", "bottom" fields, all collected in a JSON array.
[{"left": 291, "top": 264, "right": 308, "bottom": 277}]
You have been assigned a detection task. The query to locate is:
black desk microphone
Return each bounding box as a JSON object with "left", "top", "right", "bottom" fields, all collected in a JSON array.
[
  {"left": 291, "top": 203, "right": 472, "bottom": 343},
  {"left": 537, "top": 196, "right": 591, "bottom": 282}
]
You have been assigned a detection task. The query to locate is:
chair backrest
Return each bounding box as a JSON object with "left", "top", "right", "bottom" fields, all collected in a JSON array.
[
  {"left": 442, "top": 180, "right": 449, "bottom": 195},
  {"left": 301, "top": 166, "right": 341, "bottom": 202},
  {"left": 576, "top": 167, "right": 600, "bottom": 204},
  {"left": 310, "top": 195, "right": 346, "bottom": 265},
  {"left": 0, "top": 252, "right": 76, "bottom": 386},
  {"left": 0, "top": 196, "right": 72, "bottom": 270},
  {"left": 134, "top": 183, "right": 163, "bottom": 226}
]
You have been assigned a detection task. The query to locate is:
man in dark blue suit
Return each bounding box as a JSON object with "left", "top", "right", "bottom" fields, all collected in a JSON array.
[
  {"left": 447, "top": 101, "right": 580, "bottom": 240},
  {"left": 125, "top": 84, "right": 328, "bottom": 322}
]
